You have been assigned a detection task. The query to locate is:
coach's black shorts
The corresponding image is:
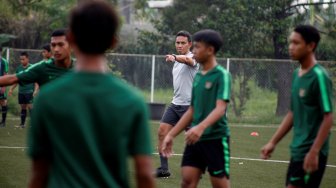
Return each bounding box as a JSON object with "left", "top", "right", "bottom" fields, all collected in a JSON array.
[
  {"left": 18, "top": 93, "right": 33, "bottom": 104},
  {"left": 181, "top": 137, "right": 230, "bottom": 178},
  {"left": 161, "top": 103, "right": 189, "bottom": 126},
  {"left": 286, "top": 154, "right": 327, "bottom": 187}
]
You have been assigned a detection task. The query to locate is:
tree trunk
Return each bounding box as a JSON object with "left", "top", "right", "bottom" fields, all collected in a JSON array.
[{"left": 272, "top": 23, "right": 292, "bottom": 116}]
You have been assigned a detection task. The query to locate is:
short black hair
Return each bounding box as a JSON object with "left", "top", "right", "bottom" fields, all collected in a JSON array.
[
  {"left": 294, "top": 25, "right": 320, "bottom": 51},
  {"left": 193, "top": 29, "right": 223, "bottom": 54},
  {"left": 51, "top": 29, "right": 67, "bottom": 37},
  {"left": 176, "top": 30, "right": 192, "bottom": 42},
  {"left": 20, "top": 51, "right": 29, "bottom": 57},
  {"left": 69, "top": 0, "right": 120, "bottom": 54},
  {"left": 42, "top": 43, "right": 51, "bottom": 52}
]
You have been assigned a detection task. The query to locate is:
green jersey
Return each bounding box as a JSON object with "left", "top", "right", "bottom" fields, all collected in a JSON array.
[
  {"left": 16, "top": 58, "right": 73, "bottom": 87},
  {"left": 290, "top": 64, "right": 333, "bottom": 161},
  {"left": 16, "top": 64, "right": 35, "bottom": 94},
  {"left": 191, "top": 65, "right": 231, "bottom": 141},
  {"left": 0, "top": 57, "right": 9, "bottom": 76},
  {"left": 28, "top": 72, "right": 152, "bottom": 188}
]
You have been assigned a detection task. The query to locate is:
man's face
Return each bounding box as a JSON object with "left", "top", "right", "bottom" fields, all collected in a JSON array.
[
  {"left": 20, "top": 55, "right": 29, "bottom": 66},
  {"left": 175, "top": 36, "right": 191, "bottom": 55},
  {"left": 192, "top": 41, "right": 210, "bottom": 64},
  {"left": 50, "top": 36, "right": 71, "bottom": 62},
  {"left": 42, "top": 49, "right": 52, "bottom": 59},
  {"left": 288, "top": 32, "right": 313, "bottom": 61}
]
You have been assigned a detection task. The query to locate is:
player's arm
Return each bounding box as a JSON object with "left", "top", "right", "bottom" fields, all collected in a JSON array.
[
  {"left": 0, "top": 74, "right": 19, "bottom": 87},
  {"left": 28, "top": 159, "right": 50, "bottom": 188},
  {"left": 161, "top": 106, "right": 193, "bottom": 157},
  {"left": 304, "top": 112, "right": 333, "bottom": 173},
  {"left": 261, "top": 111, "right": 293, "bottom": 159},
  {"left": 33, "top": 83, "right": 39, "bottom": 96},
  {"left": 185, "top": 100, "right": 227, "bottom": 145},
  {"left": 8, "top": 83, "right": 18, "bottom": 96},
  {"left": 133, "top": 155, "right": 155, "bottom": 188}
]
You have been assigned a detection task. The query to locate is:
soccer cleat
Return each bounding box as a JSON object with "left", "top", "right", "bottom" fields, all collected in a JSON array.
[
  {"left": 155, "top": 167, "right": 171, "bottom": 178},
  {"left": 20, "top": 124, "right": 25, "bottom": 128}
]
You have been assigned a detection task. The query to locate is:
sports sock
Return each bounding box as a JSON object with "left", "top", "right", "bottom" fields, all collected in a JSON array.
[
  {"left": 2, "top": 106, "right": 7, "bottom": 123},
  {"left": 159, "top": 153, "right": 169, "bottom": 170},
  {"left": 21, "top": 109, "right": 27, "bottom": 125}
]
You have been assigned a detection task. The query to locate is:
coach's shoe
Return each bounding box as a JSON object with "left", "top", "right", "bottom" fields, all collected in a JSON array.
[
  {"left": 0, "top": 121, "right": 5, "bottom": 127},
  {"left": 155, "top": 167, "right": 171, "bottom": 178}
]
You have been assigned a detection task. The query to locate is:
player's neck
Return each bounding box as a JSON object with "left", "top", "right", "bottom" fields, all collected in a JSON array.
[
  {"left": 201, "top": 56, "right": 217, "bottom": 74},
  {"left": 299, "top": 53, "right": 316, "bottom": 76},
  {"left": 299, "top": 53, "right": 316, "bottom": 70},
  {"left": 75, "top": 54, "right": 107, "bottom": 73},
  {"left": 55, "top": 57, "right": 72, "bottom": 68}
]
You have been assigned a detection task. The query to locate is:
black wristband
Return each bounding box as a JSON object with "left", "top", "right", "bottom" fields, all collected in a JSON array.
[{"left": 172, "top": 54, "right": 177, "bottom": 61}]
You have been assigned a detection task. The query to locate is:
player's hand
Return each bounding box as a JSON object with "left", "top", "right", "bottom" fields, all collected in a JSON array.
[
  {"left": 260, "top": 142, "right": 276, "bottom": 159},
  {"left": 185, "top": 125, "right": 204, "bottom": 145},
  {"left": 303, "top": 151, "right": 319, "bottom": 173},
  {"left": 33, "top": 92, "right": 38, "bottom": 97},
  {"left": 165, "top": 55, "right": 175, "bottom": 63},
  {"left": 161, "top": 134, "right": 174, "bottom": 158}
]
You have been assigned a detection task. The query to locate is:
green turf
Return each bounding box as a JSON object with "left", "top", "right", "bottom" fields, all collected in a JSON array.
[{"left": 0, "top": 119, "right": 335, "bottom": 187}]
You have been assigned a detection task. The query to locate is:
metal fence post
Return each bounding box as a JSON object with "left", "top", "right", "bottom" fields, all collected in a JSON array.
[
  {"left": 150, "top": 55, "right": 155, "bottom": 103},
  {"left": 6, "top": 48, "right": 10, "bottom": 62},
  {"left": 227, "top": 58, "right": 230, "bottom": 72}
]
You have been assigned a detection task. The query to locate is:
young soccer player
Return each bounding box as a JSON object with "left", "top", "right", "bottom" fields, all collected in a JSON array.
[
  {"left": 0, "top": 29, "right": 73, "bottom": 88},
  {"left": 162, "top": 29, "right": 231, "bottom": 188},
  {"left": 261, "top": 25, "right": 333, "bottom": 188},
  {"left": 8, "top": 52, "right": 38, "bottom": 128},
  {"left": 156, "top": 30, "right": 199, "bottom": 178},
  {"left": 0, "top": 46, "right": 9, "bottom": 127},
  {"left": 28, "top": 1, "right": 155, "bottom": 188},
  {"left": 41, "top": 43, "right": 52, "bottom": 62}
]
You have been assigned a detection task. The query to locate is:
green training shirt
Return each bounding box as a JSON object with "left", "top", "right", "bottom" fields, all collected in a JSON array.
[
  {"left": 0, "top": 57, "right": 9, "bottom": 76},
  {"left": 191, "top": 65, "right": 231, "bottom": 141},
  {"left": 28, "top": 72, "right": 152, "bottom": 188},
  {"left": 15, "top": 64, "right": 35, "bottom": 94},
  {"left": 290, "top": 64, "right": 333, "bottom": 161},
  {"left": 16, "top": 58, "right": 73, "bottom": 87}
]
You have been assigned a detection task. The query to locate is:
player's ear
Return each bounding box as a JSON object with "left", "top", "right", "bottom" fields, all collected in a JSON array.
[
  {"left": 66, "top": 31, "right": 75, "bottom": 46},
  {"left": 110, "top": 36, "right": 118, "bottom": 49}
]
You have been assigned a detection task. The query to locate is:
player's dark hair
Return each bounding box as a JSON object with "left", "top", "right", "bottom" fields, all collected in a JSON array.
[
  {"left": 294, "top": 25, "right": 320, "bottom": 51},
  {"left": 42, "top": 44, "right": 51, "bottom": 52},
  {"left": 69, "top": 0, "right": 120, "bottom": 54},
  {"left": 51, "top": 29, "right": 67, "bottom": 37},
  {"left": 176, "top": 30, "right": 192, "bottom": 42},
  {"left": 20, "top": 51, "right": 29, "bottom": 57},
  {"left": 193, "top": 29, "right": 223, "bottom": 54}
]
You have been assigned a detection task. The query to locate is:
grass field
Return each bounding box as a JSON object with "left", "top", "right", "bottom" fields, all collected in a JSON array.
[{"left": 0, "top": 118, "right": 335, "bottom": 188}]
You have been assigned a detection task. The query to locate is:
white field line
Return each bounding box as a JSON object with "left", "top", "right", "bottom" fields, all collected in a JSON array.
[
  {"left": 1, "top": 147, "right": 335, "bottom": 168},
  {"left": 231, "top": 124, "right": 336, "bottom": 131},
  {"left": 152, "top": 153, "right": 336, "bottom": 168}
]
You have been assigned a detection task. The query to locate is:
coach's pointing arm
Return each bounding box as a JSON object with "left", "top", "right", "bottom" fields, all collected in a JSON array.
[{"left": 0, "top": 74, "right": 19, "bottom": 86}]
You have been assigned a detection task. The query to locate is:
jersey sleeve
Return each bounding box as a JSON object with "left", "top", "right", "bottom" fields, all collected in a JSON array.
[
  {"left": 314, "top": 68, "right": 333, "bottom": 113},
  {"left": 27, "top": 93, "right": 52, "bottom": 159},
  {"left": 217, "top": 70, "right": 231, "bottom": 102},
  {"left": 128, "top": 98, "right": 153, "bottom": 156},
  {"left": 16, "top": 63, "right": 42, "bottom": 85}
]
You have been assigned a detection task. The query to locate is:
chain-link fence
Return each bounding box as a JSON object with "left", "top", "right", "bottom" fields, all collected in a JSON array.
[{"left": 3, "top": 49, "right": 336, "bottom": 124}]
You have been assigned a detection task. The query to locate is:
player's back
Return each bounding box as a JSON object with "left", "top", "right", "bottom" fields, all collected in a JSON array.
[{"left": 28, "top": 72, "right": 152, "bottom": 188}]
